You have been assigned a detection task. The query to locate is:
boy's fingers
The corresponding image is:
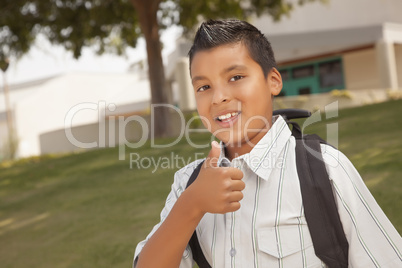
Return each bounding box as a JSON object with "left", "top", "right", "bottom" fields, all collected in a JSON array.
[
  {"left": 231, "top": 180, "right": 246, "bottom": 191},
  {"left": 227, "top": 202, "right": 241, "bottom": 212},
  {"left": 227, "top": 167, "right": 244, "bottom": 180},
  {"left": 204, "top": 140, "right": 221, "bottom": 168},
  {"left": 228, "top": 191, "right": 243, "bottom": 202}
]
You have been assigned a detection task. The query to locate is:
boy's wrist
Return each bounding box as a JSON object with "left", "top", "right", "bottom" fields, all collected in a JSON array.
[{"left": 178, "top": 188, "right": 206, "bottom": 222}]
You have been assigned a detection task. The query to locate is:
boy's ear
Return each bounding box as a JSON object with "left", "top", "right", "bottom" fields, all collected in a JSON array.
[{"left": 267, "top": 68, "right": 283, "bottom": 96}]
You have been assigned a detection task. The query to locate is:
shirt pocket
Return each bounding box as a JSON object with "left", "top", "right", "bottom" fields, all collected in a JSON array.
[{"left": 257, "top": 225, "right": 323, "bottom": 266}]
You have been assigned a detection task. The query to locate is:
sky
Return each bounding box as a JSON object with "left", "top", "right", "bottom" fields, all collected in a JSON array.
[{"left": 1, "top": 25, "right": 182, "bottom": 87}]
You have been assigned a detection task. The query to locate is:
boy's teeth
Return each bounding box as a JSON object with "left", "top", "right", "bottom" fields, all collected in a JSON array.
[{"left": 218, "top": 112, "right": 238, "bottom": 120}]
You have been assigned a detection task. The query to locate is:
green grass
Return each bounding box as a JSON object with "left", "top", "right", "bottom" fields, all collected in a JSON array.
[{"left": 0, "top": 99, "right": 401, "bottom": 268}]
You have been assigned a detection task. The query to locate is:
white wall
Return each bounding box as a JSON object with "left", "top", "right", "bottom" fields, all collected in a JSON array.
[
  {"left": 395, "top": 44, "right": 402, "bottom": 87},
  {"left": 343, "top": 48, "right": 381, "bottom": 90},
  {"left": 251, "top": 0, "right": 402, "bottom": 35},
  {"left": 13, "top": 72, "right": 150, "bottom": 158}
]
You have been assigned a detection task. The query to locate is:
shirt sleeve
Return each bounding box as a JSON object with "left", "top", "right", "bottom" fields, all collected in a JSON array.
[
  {"left": 133, "top": 159, "right": 205, "bottom": 268},
  {"left": 321, "top": 145, "right": 402, "bottom": 267}
]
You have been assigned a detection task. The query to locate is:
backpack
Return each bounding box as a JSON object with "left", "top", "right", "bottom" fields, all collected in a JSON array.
[{"left": 185, "top": 109, "right": 349, "bottom": 268}]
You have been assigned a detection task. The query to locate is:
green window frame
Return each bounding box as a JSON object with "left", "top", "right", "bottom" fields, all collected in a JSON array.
[{"left": 278, "top": 57, "right": 345, "bottom": 97}]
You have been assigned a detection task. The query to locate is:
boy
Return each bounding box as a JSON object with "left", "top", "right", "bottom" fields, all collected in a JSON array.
[{"left": 134, "top": 19, "right": 401, "bottom": 267}]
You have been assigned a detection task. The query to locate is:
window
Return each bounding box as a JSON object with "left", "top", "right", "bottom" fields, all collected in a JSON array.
[
  {"left": 319, "top": 60, "right": 344, "bottom": 88},
  {"left": 278, "top": 57, "right": 344, "bottom": 96},
  {"left": 293, "top": 65, "right": 314, "bottom": 79},
  {"left": 299, "top": 87, "right": 311, "bottom": 95}
]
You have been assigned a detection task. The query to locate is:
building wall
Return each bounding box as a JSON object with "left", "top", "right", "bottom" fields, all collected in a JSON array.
[
  {"left": 343, "top": 48, "right": 381, "bottom": 90},
  {"left": 252, "top": 0, "right": 402, "bottom": 35},
  {"left": 39, "top": 110, "right": 188, "bottom": 155},
  {"left": 278, "top": 44, "right": 401, "bottom": 94},
  {"left": 395, "top": 44, "right": 402, "bottom": 87},
  {"left": 9, "top": 73, "right": 150, "bottom": 158}
]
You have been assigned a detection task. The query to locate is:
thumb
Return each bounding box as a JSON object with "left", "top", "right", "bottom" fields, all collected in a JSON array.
[{"left": 205, "top": 141, "right": 221, "bottom": 168}]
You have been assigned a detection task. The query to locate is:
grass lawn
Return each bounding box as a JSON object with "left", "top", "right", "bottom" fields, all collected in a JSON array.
[{"left": 0, "top": 99, "right": 401, "bottom": 268}]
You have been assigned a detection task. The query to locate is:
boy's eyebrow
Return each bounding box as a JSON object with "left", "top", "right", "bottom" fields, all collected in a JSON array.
[
  {"left": 191, "top": 75, "right": 207, "bottom": 85},
  {"left": 191, "top": 65, "right": 247, "bottom": 85},
  {"left": 222, "top": 64, "right": 247, "bottom": 75}
]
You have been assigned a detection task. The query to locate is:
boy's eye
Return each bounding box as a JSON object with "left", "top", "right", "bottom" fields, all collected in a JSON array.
[
  {"left": 197, "top": 85, "right": 210, "bottom": 92},
  {"left": 229, "top": 75, "right": 244, "bottom": 82}
]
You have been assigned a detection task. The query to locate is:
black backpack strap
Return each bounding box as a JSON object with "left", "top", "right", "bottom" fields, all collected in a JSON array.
[
  {"left": 291, "top": 122, "right": 349, "bottom": 268},
  {"left": 273, "top": 108, "right": 311, "bottom": 120},
  {"left": 186, "top": 160, "right": 205, "bottom": 189},
  {"left": 185, "top": 160, "right": 211, "bottom": 268}
]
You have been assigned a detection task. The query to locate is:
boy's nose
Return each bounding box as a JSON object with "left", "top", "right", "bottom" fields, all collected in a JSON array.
[{"left": 212, "top": 86, "right": 232, "bottom": 104}]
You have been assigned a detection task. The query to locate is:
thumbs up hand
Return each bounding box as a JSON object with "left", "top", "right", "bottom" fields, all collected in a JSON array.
[
  {"left": 204, "top": 140, "right": 221, "bottom": 168},
  {"left": 187, "top": 141, "right": 245, "bottom": 216}
]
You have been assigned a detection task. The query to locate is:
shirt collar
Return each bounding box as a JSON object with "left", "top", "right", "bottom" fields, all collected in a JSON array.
[{"left": 217, "top": 115, "right": 291, "bottom": 180}]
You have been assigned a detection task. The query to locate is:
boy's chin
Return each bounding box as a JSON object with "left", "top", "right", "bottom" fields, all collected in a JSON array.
[
  {"left": 215, "top": 130, "right": 268, "bottom": 149},
  {"left": 214, "top": 133, "right": 247, "bottom": 148}
]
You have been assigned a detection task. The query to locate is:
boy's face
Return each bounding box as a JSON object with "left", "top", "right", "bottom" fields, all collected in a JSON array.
[{"left": 190, "top": 42, "right": 282, "bottom": 149}]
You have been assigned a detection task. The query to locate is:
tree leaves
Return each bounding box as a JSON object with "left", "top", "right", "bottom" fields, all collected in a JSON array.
[
  {"left": 0, "top": 0, "right": 140, "bottom": 59},
  {"left": 0, "top": 0, "right": 323, "bottom": 61}
]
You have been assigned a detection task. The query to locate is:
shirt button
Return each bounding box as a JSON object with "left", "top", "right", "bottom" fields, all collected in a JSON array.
[{"left": 230, "top": 248, "right": 236, "bottom": 257}]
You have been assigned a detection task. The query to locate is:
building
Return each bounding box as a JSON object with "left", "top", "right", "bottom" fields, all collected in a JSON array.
[
  {"left": 167, "top": 0, "right": 402, "bottom": 111},
  {"left": 0, "top": 72, "right": 151, "bottom": 159}
]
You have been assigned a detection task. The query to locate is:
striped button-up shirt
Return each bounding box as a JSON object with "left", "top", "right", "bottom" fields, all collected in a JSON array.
[{"left": 134, "top": 116, "right": 402, "bottom": 268}]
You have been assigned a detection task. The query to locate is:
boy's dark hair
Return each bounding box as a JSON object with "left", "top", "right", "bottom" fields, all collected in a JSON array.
[{"left": 188, "top": 19, "right": 277, "bottom": 77}]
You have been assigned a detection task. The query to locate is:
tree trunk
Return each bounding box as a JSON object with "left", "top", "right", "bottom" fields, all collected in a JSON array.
[{"left": 131, "top": 0, "right": 171, "bottom": 138}]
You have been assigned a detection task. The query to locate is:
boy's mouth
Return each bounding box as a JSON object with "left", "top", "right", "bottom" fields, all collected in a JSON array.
[
  {"left": 213, "top": 111, "right": 241, "bottom": 128},
  {"left": 215, "top": 111, "right": 241, "bottom": 122}
]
